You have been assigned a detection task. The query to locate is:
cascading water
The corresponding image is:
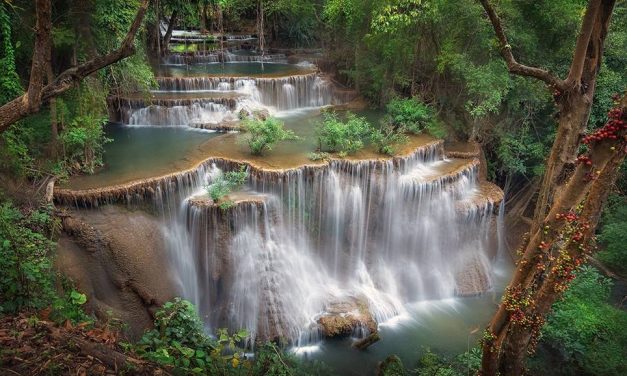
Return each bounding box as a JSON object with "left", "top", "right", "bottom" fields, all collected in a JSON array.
[
  {"left": 155, "top": 74, "right": 334, "bottom": 111},
  {"left": 153, "top": 144, "right": 502, "bottom": 346},
  {"left": 127, "top": 102, "right": 234, "bottom": 126},
  {"left": 113, "top": 73, "right": 337, "bottom": 127}
]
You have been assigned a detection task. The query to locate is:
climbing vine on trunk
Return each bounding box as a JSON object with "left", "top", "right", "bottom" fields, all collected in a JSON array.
[{"left": 477, "top": 1, "right": 624, "bottom": 375}]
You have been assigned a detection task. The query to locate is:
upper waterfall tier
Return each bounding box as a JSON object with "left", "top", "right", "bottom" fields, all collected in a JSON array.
[
  {"left": 163, "top": 51, "right": 288, "bottom": 65},
  {"left": 156, "top": 62, "right": 315, "bottom": 78},
  {"left": 55, "top": 135, "right": 444, "bottom": 203},
  {"left": 153, "top": 73, "right": 336, "bottom": 111}
]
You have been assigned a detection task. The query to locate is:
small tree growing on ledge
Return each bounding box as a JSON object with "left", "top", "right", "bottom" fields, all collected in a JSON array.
[
  {"left": 242, "top": 117, "right": 298, "bottom": 156},
  {"left": 207, "top": 167, "right": 249, "bottom": 205}
]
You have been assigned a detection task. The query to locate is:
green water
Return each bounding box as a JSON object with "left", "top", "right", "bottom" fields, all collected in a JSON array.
[
  {"left": 299, "top": 259, "right": 513, "bottom": 376},
  {"left": 158, "top": 62, "right": 312, "bottom": 77},
  {"left": 66, "top": 124, "right": 219, "bottom": 189}
]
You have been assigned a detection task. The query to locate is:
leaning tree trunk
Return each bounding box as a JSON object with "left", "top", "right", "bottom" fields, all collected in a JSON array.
[{"left": 477, "top": 1, "right": 619, "bottom": 375}]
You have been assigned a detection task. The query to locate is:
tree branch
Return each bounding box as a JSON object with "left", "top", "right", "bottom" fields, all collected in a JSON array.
[
  {"left": 478, "top": 0, "right": 566, "bottom": 90},
  {"left": 566, "top": 0, "right": 602, "bottom": 86},
  {"left": 0, "top": 0, "right": 150, "bottom": 133}
]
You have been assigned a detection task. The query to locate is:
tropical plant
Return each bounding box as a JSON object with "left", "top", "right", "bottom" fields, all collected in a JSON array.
[
  {"left": 207, "top": 166, "right": 249, "bottom": 203},
  {"left": 135, "top": 298, "right": 249, "bottom": 374},
  {"left": 316, "top": 111, "right": 372, "bottom": 156},
  {"left": 536, "top": 266, "right": 627, "bottom": 375},
  {"left": 597, "top": 194, "right": 627, "bottom": 274},
  {"left": 0, "top": 202, "right": 57, "bottom": 313},
  {"left": 243, "top": 117, "right": 297, "bottom": 155},
  {"left": 370, "top": 122, "right": 408, "bottom": 155}
]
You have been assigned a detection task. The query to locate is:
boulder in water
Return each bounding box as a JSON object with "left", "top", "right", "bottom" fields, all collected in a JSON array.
[{"left": 317, "top": 297, "right": 377, "bottom": 338}]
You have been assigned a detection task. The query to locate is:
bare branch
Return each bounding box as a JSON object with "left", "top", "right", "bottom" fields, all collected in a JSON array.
[{"left": 478, "top": 0, "right": 566, "bottom": 90}]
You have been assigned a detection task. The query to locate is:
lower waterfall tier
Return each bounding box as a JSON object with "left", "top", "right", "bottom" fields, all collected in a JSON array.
[{"left": 55, "top": 133, "right": 505, "bottom": 346}]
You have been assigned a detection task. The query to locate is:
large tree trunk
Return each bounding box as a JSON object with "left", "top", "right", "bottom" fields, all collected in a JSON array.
[
  {"left": 0, "top": 0, "right": 150, "bottom": 133},
  {"left": 478, "top": 1, "right": 619, "bottom": 375},
  {"left": 162, "top": 10, "right": 177, "bottom": 54}
]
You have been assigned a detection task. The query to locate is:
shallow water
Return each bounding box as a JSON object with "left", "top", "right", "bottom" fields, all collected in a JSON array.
[
  {"left": 64, "top": 124, "right": 219, "bottom": 189},
  {"left": 158, "top": 62, "right": 312, "bottom": 77},
  {"left": 297, "top": 256, "right": 513, "bottom": 375}
]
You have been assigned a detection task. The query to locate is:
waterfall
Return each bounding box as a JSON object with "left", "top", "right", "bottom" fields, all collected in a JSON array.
[
  {"left": 126, "top": 102, "right": 234, "bottom": 126},
  {"left": 151, "top": 145, "right": 502, "bottom": 345},
  {"left": 162, "top": 52, "right": 287, "bottom": 65},
  {"left": 154, "top": 74, "right": 335, "bottom": 111}
]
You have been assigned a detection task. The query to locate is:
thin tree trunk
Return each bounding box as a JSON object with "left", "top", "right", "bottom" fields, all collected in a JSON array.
[
  {"left": 162, "top": 10, "right": 177, "bottom": 55},
  {"left": 156, "top": 0, "right": 161, "bottom": 55}
]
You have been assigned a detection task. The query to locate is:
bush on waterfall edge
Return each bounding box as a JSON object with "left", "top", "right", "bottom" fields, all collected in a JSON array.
[{"left": 242, "top": 117, "right": 298, "bottom": 156}]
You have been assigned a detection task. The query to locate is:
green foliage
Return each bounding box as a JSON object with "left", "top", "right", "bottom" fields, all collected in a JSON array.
[
  {"left": 0, "top": 202, "right": 57, "bottom": 313},
  {"left": 242, "top": 117, "right": 297, "bottom": 155},
  {"left": 316, "top": 111, "right": 372, "bottom": 155},
  {"left": 370, "top": 123, "right": 408, "bottom": 155},
  {"left": 494, "top": 124, "right": 548, "bottom": 178},
  {"left": 412, "top": 347, "right": 482, "bottom": 376},
  {"left": 537, "top": 266, "right": 627, "bottom": 376},
  {"left": 251, "top": 342, "right": 332, "bottom": 376},
  {"left": 136, "top": 298, "right": 247, "bottom": 374},
  {"left": 597, "top": 194, "right": 627, "bottom": 274},
  {"left": 378, "top": 355, "right": 407, "bottom": 376},
  {"left": 50, "top": 288, "right": 93, "bottom": 325},
  {"left": 207, "top": 167, "right": 249, "bottom": 203},
  {"left": 60, "top": 115, "right": 111, "bottom": 174},
  {"left": 0, "top": 2, "right": 22, "bottom": 105},
  {"left": 385, "top": 98, "right": 445, "bottom": 137},
  {"left": 135, "top": 298, "right": 329, "bottom": 375}
]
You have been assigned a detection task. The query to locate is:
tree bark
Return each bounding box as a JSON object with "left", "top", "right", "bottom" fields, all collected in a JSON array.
[
  {"left": 0, "top": 0, "right": 150, "bottom": 133},
  {"left": 477, "top": 1, "right": 619, "bottom": 374},
  {"left": 162, "top": 10, "right": 177, "bottom": 54}
]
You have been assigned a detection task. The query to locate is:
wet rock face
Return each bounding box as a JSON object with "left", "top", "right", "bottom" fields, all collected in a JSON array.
[
  {"left": 454, "top": 255, "right": 492, "bottom": 297},
  {"left": 56, "top": 206, "right": 177, "bottom": 340},
  {"left": 317, "top": 298, "right": 377, "bottom": 338}
]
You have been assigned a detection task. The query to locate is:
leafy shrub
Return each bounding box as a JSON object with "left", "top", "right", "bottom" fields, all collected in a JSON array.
[
  {"left": 538, "top": 266, "right": 627, "bottom": 375},
  {"left": 386, "top": 98, "right": 432, "bottom": 133},
  {"left": 0, "top": 202, "right": 57, "bottom": 313},
  {"left": 370, "top": 123, "right": 408, "bottom": 155},
  {"left": 207, "top": 167, "right": 249, "bottom": 203},
  {"left": 135, "top": 298, "right": 333, "bottom": 375},
  {"left": 385, "top": 98, "right": 448, "bottom": 138},
  {"left": 597, "top": 194, "right": 627, "bottom": 274},
  {"left": 136, "top": 298, "right": 248, "bottom": 374},
  {"left": 316, "top": 111, "right": 372, "bottom": 155},
  {"left": 412, "top": 347, "right": 482, "bottom": 376},
  {"left": 60, "top": 115, "right": 111, "bottom": 174},
  {"left": 50, "top": 288, "right": 93, "bottom": 325},
  {"left": 242, "top": 117, "right": 297, "bottom": 155}
]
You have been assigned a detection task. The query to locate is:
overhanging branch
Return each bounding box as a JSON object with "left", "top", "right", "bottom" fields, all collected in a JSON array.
[
  {"left": 0, "top": 0, "right": 151, "bottom": 133},
  {"left": 478, "top": 0, "right": 566, "bottom": 91}
]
